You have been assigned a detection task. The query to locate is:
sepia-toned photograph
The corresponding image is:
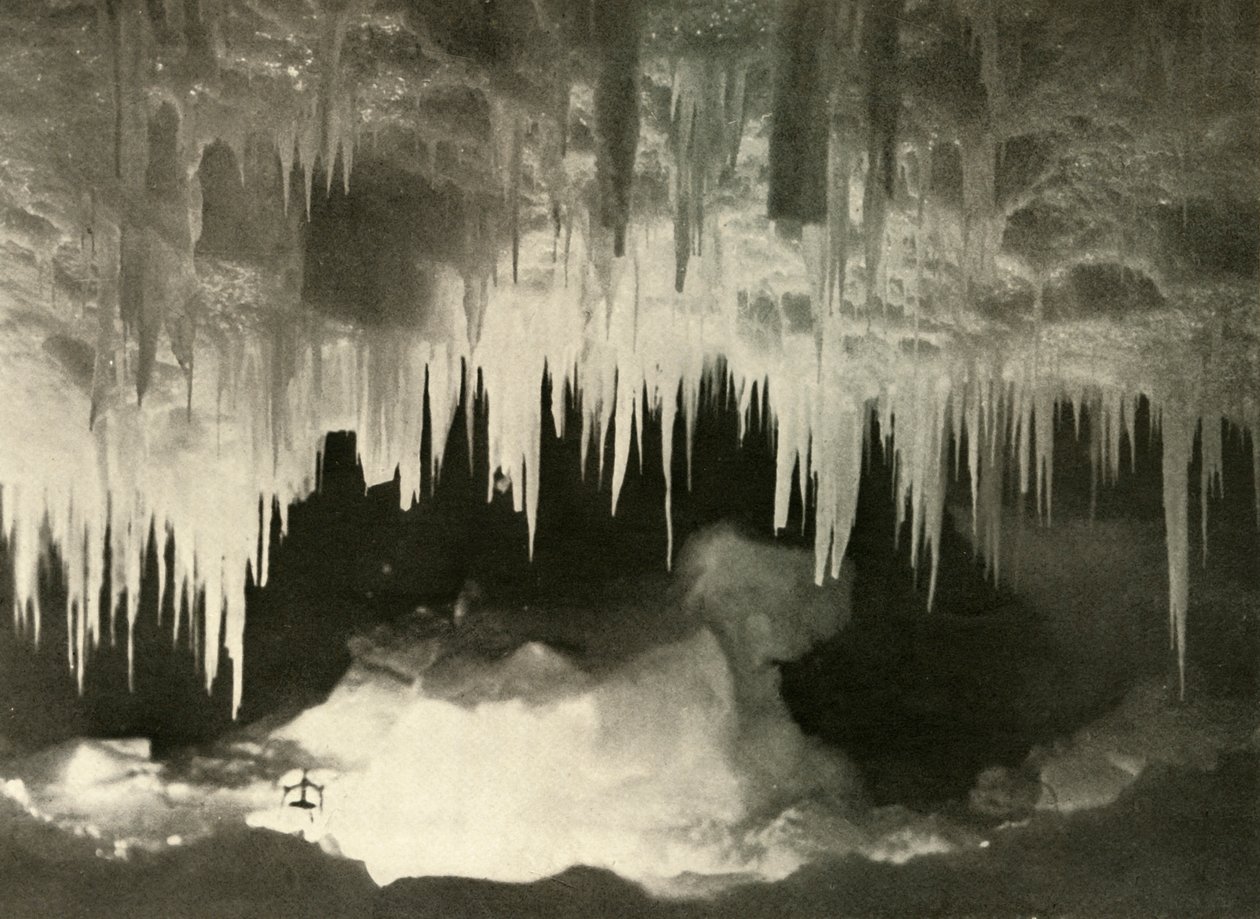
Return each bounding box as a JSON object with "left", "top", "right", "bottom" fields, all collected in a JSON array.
[{"left": 0, "top": 0, "right": 1256, "bottom": 916}]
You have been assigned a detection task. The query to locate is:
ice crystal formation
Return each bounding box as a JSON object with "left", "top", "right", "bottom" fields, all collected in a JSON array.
[{"left": 0, "top": 0, "right": 1256, "bottom": 715}]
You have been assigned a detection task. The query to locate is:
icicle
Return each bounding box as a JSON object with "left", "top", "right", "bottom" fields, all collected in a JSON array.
[
  {"left": 812, "top": 399, "right": 864, "bottom": 586},
  {"left": 965, "top": 378, "right": 980, "bottom": 536},
  {"left": 525, "top": 427, "right": 540, "bottom": 561},
  {"left": 633, "top": 378, "right": 644, "bottom": 475},
  {"left": 1162, "top": 400, "right": 1194, "bottom": 699},
  {"left": 889, "top": 374, "right": 950, "bottom": 608},
  {"left": 462, "top": 355, "right": 476, "bottom": 479},
  {"left": 684, "top": 370, "right": 700, "bottom": 491},
  {"left": 550, "top": 365, "right": 567, "bottom": 442},
  {"left": 951, "top": 380, "right": 965, "bottom": 479},
  {"left": 736, "top": 379, "right": 752, "bottom": 444},
  {"left": 579, "top": 392, "right": 594, "bottom": 481},
  {"left": 660, "top": 372, "right": 678, "bottom": 568},
  {"left": 1104, "top": 388, "right": 1123, "bottom": 484},
  {"left": 1034, "top": 385, "right": 1054, "bottom": 524},
  {"left": 317, "top": 3, "right": 354, "bottom": 198},
  {"left": 773, "top": 336, "right": 815, "bottom": 532},
  {"left": 1198, "top": 414, "right": 1222, "bottom": 565},
  {"left": 258, "top": 497, "right": 271, "bottom": 587},
  {"left": 1015, "top": 383, "right": 1031, "bottom": 497},
  {"left": 976, "top": 380, "right": 1006, "bottom": 582},
  {"left": 429, "top": 345, "right": 460, "bottom": 490},
  {"left": 597, "top": 359, "right": 616, "bottom": 490},
  {"left": 610, "top": 365, "right": 637, "bottom": 517},
  {"left": 276, "top": 123, "right": 296, "bottom": 214}
]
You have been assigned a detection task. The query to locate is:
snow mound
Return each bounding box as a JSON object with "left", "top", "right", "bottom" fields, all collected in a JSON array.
[{"left": 0, "top": 528, "right": 989, "bottom": 895}]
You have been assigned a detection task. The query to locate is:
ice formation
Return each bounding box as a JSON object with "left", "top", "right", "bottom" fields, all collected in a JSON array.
[
  {"left": 7, "top": 191, "right": 1254, "bottom": 715},
  {"left": 0, "top": 1, "right": 1257, "bottom": 719}
]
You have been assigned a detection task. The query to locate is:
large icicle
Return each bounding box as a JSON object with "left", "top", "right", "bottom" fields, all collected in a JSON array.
[{"left": 1161, "top": 399, "right": 1194, "bottom": 699}]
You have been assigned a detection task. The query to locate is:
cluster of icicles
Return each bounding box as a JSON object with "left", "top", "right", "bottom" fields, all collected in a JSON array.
[{"left": 4, "top": 213, "right": 1258, "bottom": 717}]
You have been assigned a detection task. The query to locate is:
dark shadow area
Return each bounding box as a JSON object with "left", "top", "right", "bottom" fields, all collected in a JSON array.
[
  {"left": 300, "top": 159, "right": 496, "bottom": 329},
  {"left": 781, "top": 396, "right": 1259, "bottom": 807}
]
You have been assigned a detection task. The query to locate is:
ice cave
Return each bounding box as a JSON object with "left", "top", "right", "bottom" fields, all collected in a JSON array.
[{"left": 0, "top": 0, "right": 1257, "bottom": 915}]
